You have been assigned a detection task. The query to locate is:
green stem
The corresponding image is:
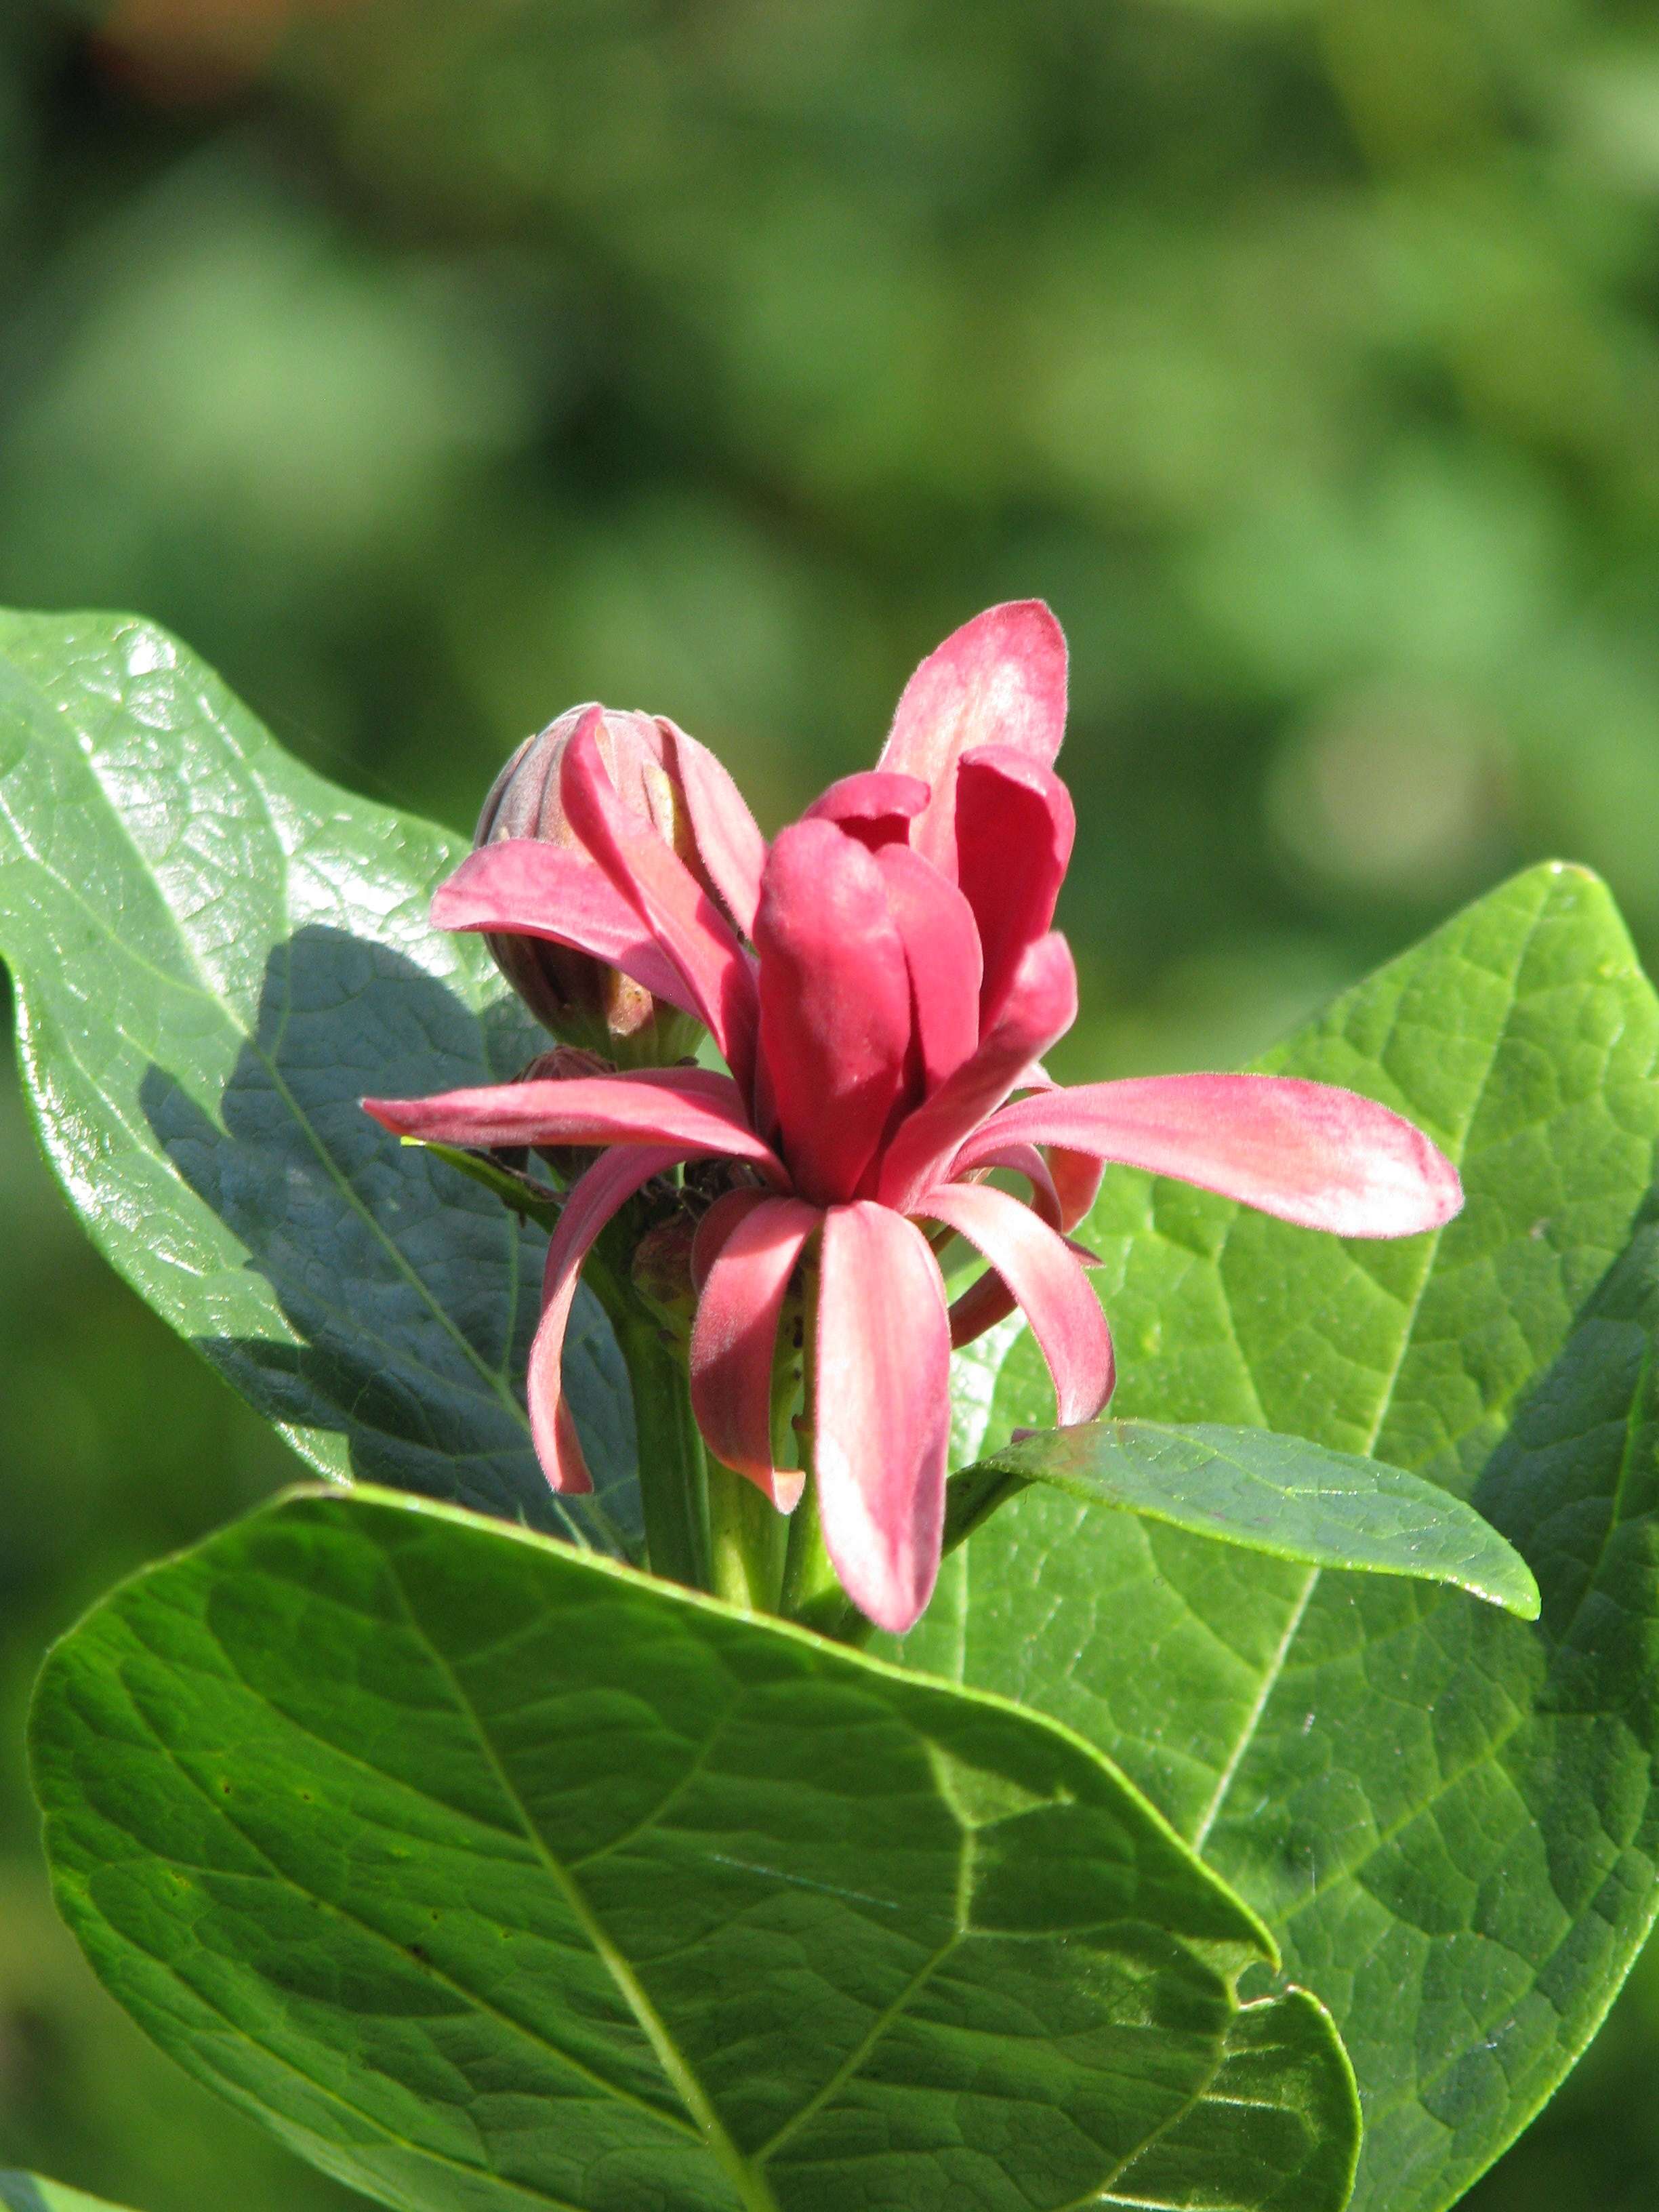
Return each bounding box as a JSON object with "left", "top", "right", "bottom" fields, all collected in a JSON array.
[
  {"left": 609, "top": 1302, "right": 710, "bottom": 1591},
  {"left": 706, "top": 1458, "right": 786, "bottom": 1612}
]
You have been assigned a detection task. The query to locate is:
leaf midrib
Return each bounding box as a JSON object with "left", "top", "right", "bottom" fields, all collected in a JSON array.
[{"left": 382, "top": 1549, "right": 780, "bottom": 2212}]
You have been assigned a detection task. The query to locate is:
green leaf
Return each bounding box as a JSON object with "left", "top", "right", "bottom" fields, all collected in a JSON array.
[
  {"left": 0, "top": 609, "right": 636, "bottom": 1550},
  {"left": 904, "top": 862, "right": 1659, "bottom": 2212},
  {"left": 0, "top": 2179, "right": 142, "bottom": 2212},
  {"left": 31, "top": 1485, "right": 1362, "bottom": 2212},
  {"left": 952, "top": 1420, "right": 1539, "bottom": 1616}
]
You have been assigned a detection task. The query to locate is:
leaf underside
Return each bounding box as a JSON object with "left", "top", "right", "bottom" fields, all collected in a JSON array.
[
  {"left": 0, "top": 609, "right": 637, "bottom": 1551},
  {"left": 32, "top": 1487, "right": 1361, "bottom": 2212},
  {"left": 964, "top": 1419, "right": 1540, "bottom": 1615},
  {"left": 902, "top": 861, "right": 1659, "bottom": 2212}
]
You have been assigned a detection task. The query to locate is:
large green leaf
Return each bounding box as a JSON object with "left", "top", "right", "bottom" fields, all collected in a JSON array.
[
  {"left": 32, "top": 1486, "right": 1361, "bottom": 2212},
  {"left": 0, "top": 2179, "right": 142, "bottom": 2212},
  {"left": 0, "top": 609, "right": 636, "bottom": 1549},
  {"left": 901, "top": 862, "right": 1659, "bottom": 2212},
  {"left": 949, "top": 1421, "right": 1538, "bottom": 1615}
]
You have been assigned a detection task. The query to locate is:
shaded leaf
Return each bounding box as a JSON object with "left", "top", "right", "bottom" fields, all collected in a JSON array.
[
  {"left": 0, "top": 609, "right": 636, "bottom": 1549},
  {"left": 952, "top": 1419, "right": 1538, "bottom": 1614},
  {"left": 32, "top": 1486, "right": 1361, "bottom": 2212},
  {"left": 904, "top": 862, "right": 1659, "bottom": 2212}
]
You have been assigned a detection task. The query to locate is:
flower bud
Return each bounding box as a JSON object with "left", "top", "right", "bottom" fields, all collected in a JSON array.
[
  {"left": 630, "top": 1213, "right": 700, "bottom": 1330},
  {"left": 509, "top": 1046, "right": 617, "bottom": 1187},
  {"left": 476, "top": 703, "right": 706, "bottom": 1067}
]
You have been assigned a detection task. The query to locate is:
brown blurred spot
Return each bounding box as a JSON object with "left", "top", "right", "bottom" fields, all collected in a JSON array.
[{"left": 89, "top": 0, "right": 362, "bottom": 105}]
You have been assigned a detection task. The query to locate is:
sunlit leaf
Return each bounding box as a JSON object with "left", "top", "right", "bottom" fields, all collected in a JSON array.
[
  {"left": 33, "top": 1486, "right": 1361, "bottom": 2212},
  {"left": 950, "top": 1418, "right": 1538, "bottom": 1614},
  {"left": 908, "top": 862, "right": 1659, "bottom": 2212}
]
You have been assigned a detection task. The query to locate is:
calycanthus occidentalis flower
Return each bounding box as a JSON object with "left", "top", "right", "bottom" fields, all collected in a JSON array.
[{"left": 364, "top": 604, "right": 1462, "bottom": 1634}]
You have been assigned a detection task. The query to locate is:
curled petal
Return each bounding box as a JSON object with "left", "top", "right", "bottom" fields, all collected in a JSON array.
[
  {"left": 815, "top": 1202, "right": 951, "bottom": 1635},
  {"left": 659, "top": 718, "right": 769, "bottom": 939},
  {"left": 964, "top": 1073, "right": 1464, "bottom": 1238},
  {"left": 936, "top": 1141, "right": 1061, "bottom": 1345},
  {"left": 954, "top": 747, "right": 1076, "bottom": 1031},
  {"left": 363, "top": 1068, "right": 785, "bottom": 1181},
  {"left": 874, "top": 843, "right": 983, "bottom": 1099},
  {"left": 691, "top": 1187, "right": 772, "bottom": 1292},
  {"left": 753, "top": 820, "right": 914, "bottom": 1205},
  {"left": 432, "top": 841, "right": 699, "bottom": 1019},
  {"left": 803, "top": 771, "right": 930, "bottom": 850},
  {"left": 919, "top": 1181, "right": 1113, "bottom": 1418},
  {"left": 1049, "top": 1146, "right": 1105, "bottom": 1231},
  {"left": 690, "top": 1195, "right": 822, "bottom": 1510},
  {"left": 528, "top": 1146, "right": 684, "bottom": 1492},
  {"left": 962, "top": 1141, "right": 1063, "bottom": 1227},
  {"left": 878, "top": 602, "right": 1068, "bottom": 878},
  {"left": 878, "top": 932, "right": 1078, "bottom": 1213},
  {"left": 561, "top": 710, "right": 759, "bottom": 1089}
]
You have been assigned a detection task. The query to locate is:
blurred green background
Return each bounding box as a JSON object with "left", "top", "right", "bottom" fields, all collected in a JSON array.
[{"left": 3, "top": 1, "right": 1659, "bottom": 2205}]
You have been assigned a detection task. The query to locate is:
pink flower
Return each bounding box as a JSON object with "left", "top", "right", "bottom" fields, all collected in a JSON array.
[{"left": 364, "top": 604, "right": 1461, "bottom": 1633}]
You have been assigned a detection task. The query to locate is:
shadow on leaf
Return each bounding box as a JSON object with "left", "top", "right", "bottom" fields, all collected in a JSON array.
[{"left": 138, "top": 924, "right": 639, "bottom": 1550}]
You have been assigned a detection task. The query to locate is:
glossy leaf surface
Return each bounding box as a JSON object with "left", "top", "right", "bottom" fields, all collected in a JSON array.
[
  {"left": 902, "top": 862, "right": 1659, "bottom": 2212},
  {"left": 954, "top": 1419, "right": 1538, "bottom": 1614},
  {"left": 0, "top": 609, "right": 636, "bottom": 1549},
  {"left": 33, "top": 1486, "right": 1362, "bottom": 2212}
]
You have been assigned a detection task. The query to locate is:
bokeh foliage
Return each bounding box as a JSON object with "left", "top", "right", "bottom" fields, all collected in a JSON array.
[{"left": 1, "top": 1, "right": 1658, "bottom": 2206}]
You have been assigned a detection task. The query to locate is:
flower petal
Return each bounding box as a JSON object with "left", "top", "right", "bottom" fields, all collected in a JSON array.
[
  {"left": 815, "top": 1202, "right": 951, "bottom": 1635},
  {"left": 803, "top": 771, "right": 930, "bottom": 850},
  {"left": 432, "top": 841, "right": 700, "bottom": 1019},
  {"left": 1049, "top": 1146, "right": 1106, "bottom": 1231},
  {"left": 658, "top": 717, "right": 769, "bottom": 939},
  {"left": 877, "top": 931, "right": 1078, "bottom": 1212},
  {"left": 878, "top": 601, "right": 1068, "bottom": 878},
  {"left": 964, "top": 1073, "right": 1464, "bottom": 1237},
  {"left": 920, "top": 1181, "right": 1113, "bottom": 1416},
  {"left": 691, "top": 1187, "right": 771, "bottom": 1292},
  {"left": 954, "top": 746, "right": 1076, "bottom": 1029},
  {"left": 560, "top": 709, "right": 759, "bottom": 1088},
  {"left": 753, "top": 819, "right": 914, "bottom": 1205},
  {"left": 363, "top": 1067, "right": 785, "bottom": 1178},
  {"left": 690, "top": 1194, "right": 821, "bottom": 1510},
  {"left": 527, "top": 1146, "right": 684, "bottom": 1492},
  {"left": 873, "top": 843, "right": 982, "bottom": 1099}
]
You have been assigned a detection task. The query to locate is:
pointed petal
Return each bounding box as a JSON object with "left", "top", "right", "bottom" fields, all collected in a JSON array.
[
  {"left": 878, "top": 602, "right": 1068, "bottom": 878},
  {"left": 873, "top": 843, "right": 982, "bottom": 1099},
  {"left": 877, "top": 932, "right": 1078, "bottom": 1212},
  {"left": 432, "top": 841, "right": 700, "bottom": 1019},
  {"left": 690, "top": 1195, "right": 821, "bottom": 1511},
  {"left": 560, "top": 710, "right": 759, "bottom": 1088},
  {"left": 802, "top": 771, "right": 930, "bottom": 850},
  {"left": 815, "top": 1202, "right": 951, "bottom": 1635},
  {"left": 658, "top": 718, "right": 769, "bottom": 939},
  {"left": 954, "top": 747, "right": 1076, "bottom": 1029},
  {"left": 363, "top": 1068, "right": 785, "bottom": 1178},
  {"left": 528, "top": 1146, "right": 684, "bottom": 1491},
  {"left": 920, "top": 1181, "right": 1113, "bottom": 1417},
  {"left": 964, "top": 1073, "right": 1464, "bottom": 1237},
  {"left": 753, "top": 819, "right": 914, "bottom": 1205}
]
